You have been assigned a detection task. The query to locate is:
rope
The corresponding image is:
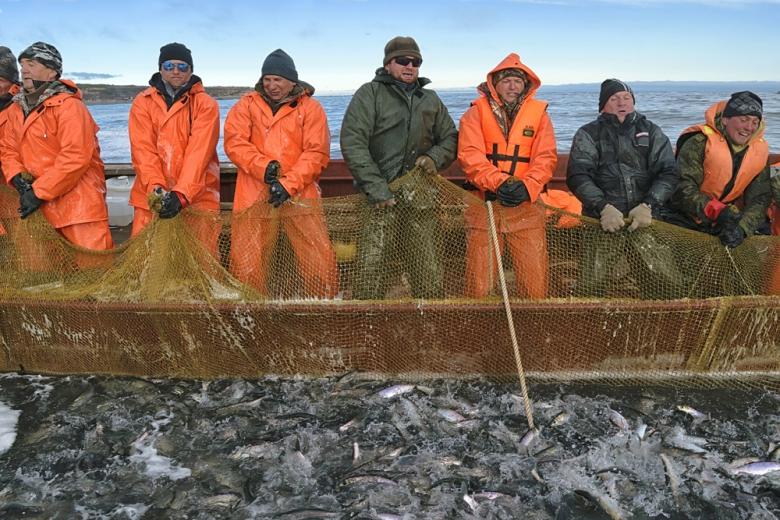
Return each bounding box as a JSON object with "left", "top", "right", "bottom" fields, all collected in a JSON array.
[{"left": 486, "top": 201, "right": 535, "bottom": 431}]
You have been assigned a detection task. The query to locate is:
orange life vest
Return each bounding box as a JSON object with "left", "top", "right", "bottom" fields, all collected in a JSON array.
[
  {"left": 473, "top": 96, "right": 548, "bottom": 179},
  {"left": 679, "top": 101, "right": 768, "bottom": 203}
]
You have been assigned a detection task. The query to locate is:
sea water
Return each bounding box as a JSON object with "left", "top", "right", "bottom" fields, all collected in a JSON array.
[{"left": 90, "top": 84, "right": 780, "bottom": 163}]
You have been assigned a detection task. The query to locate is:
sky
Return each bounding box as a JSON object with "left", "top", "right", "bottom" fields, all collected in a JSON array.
[{"left": 1, "top": 0, "right": 780, "bottom": 93}]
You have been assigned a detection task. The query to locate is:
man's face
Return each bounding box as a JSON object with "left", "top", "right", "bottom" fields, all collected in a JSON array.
[
  {"left": 0, "top": 77, "right": 13, "bottom": 96},
  {"left": 601, "top": 91, "right": 635, "bottom": 123},
  {"left": 721, "top": 115, "right": 760, "bottom": 146},
  {"left": 159, "top": 60, "right": 192, "bottom": 89},
  {"left": 494, "top": 76, "right": 526, "bottom": 105},
  {"left": 262, "top": 75, "right": 295, "bottom": 102},
  {"left": 385, "top": 56, "right": 420, "bottom": 84},
  {"left": 19, "top": 58, "right": 57, "bottom": 92}
]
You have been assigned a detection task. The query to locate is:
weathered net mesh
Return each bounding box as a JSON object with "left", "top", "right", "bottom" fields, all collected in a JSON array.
[{"left": 0, "top": 170, "right": 778, "bottom": 390}]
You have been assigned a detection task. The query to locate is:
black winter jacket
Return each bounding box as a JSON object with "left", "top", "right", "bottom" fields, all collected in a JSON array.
[{"left": 566, "top": 112, "right": 678, "bottom": 218}]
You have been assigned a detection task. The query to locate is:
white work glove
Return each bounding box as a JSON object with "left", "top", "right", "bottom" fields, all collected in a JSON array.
[
  {"left": 600, "top": 203, "right": 625, "bottom": 233},
  {"left": 627, "top": 203, "right": 652, "bottom": 231}
]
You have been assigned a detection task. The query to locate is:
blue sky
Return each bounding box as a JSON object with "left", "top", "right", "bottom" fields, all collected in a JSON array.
[{"left": 1, "top": 0, "right": 779, "bottom": 92}]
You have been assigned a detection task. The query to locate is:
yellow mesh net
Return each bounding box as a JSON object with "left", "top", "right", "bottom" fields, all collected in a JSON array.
[{"left": 0, "top": 171, "right": 778, "bottom": 390}]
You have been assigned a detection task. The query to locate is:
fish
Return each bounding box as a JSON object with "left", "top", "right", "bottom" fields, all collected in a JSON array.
[
  {"left": 520, "top": 427, "right": 540, "bottom": 448},
  {"left": 473, "top": 491, "right": 511, "bottom": 500},
  {"left": 676, "top": 405, "right": 707, "bottom": 420},
  {"left": 531, "top": 467, "right": 545, "bottom": 484},
  {"left": 730, "top": 461, "right": 780, "bottom": 476},
  {"left": 634, "top": 423, "right": 648, "bottom": 441},
  {"left": 343, "top": 475, "right": 398, "bottom": 486},
  {"left": 463, "top": 494, "right": 478, "bottom": 512},
  {"left": 549, "top": 411, "right": 572, "bottom": 428},
  {"left": 574, "top": 489, "right": 627, "bottom": 520},
  {"left": 608, "top": 409, "right": 630, "bottom": 431},
  {"left": 352, "top": 442, "right": 361, "bottom": 464},
  {"left": 660, "top": 454, "right": 680, "bottom": 503},
  {"left": 665, "top": 428, "right": 708, "bottom": 454},
  {"left": 437, "top": 408, "right": 466, "bottom": 423},
  {"left": 377, "top": 384, "right": 415, "bottom": 399},
  {"left": 338, "top": 418, "right": 358, "bottom": 433}
]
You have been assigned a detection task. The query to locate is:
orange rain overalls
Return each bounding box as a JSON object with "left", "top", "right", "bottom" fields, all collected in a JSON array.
[{"left": 457, "top": 53, "right": 557, "bottom": 299}]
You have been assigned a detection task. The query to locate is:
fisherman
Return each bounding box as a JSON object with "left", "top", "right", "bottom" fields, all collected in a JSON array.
[
  {"left": 0, "top": 46, "right": 21, "bottom": 185},
  {"left": 567, "top": 79, "right": 680, "bottom": 297},
  {"left": 457, "top": 53, "right": 557, "bottom": 298},
  {"left": 223, "top": 49, "right": 338, "bottom": 297},
  {"left": 664, "top": 91, "right": 770, "bottom": 249},
  {"left": 0, "top": 42, "right": 113, "bottom": 250},
  {"left": 340, "top": 36, "right": 458, "bottom": 299},
  {"left": 127, "top": 42, "right": 220, "bottom": 247}
]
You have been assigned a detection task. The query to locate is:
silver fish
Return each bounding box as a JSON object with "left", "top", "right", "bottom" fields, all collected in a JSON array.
[
  {"left": 634, "top": 423, "right": 648, "bottom": 441},
  {"left": 463, "top": 494, "right": 478, "bottom": 512},
  {"left": 666, "top": 429, "right": 708, "bottom": 454},
  {"left": 520, "top": 427, "right": 540, "bottom": 448},
  {"left": 473, "top": 491, "right": 510, "bottom": 500},
  {"left": 377, "top": 384, "right": 415, "bottom": 399},
  {"left": 531, "top": 467, "right": 545, "bottom": 484},
  {"left": 352, "top": 442, "right": 361, "bottom": 463},
  {"left": 344, "top": 475, "right": 398, "bottom": 486},
  {"left": 608, "top": 409, "right": 630, "bottom": 431},
  {"left": 730, "top": 461, "right": 780, "bottom": 476},
  {"left": 676, "top": 405, "right": 707, "bottom": 420},
  {"left": 660, "top": 454, "right": 680, "bottom": 503},
  {"left": 437, "top": 408, "right": 466, "bottom": 423},
  {"left": 549, "top": 411, "right": 572, "bottom": 428}
]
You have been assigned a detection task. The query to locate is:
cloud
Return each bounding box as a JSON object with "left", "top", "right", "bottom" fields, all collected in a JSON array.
[{"left": 67, "top": 72, "right": 121, "bottom": 80}]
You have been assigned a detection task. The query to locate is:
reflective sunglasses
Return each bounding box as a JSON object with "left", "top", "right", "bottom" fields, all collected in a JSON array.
[
  {"left": 394, "top": 56, "right": 422, "bottom": 68},
  {"left": 161, "top": 61, "right": 190, "bottom": 73}
]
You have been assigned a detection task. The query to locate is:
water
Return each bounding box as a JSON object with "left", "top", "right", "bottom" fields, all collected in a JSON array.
[
  {"left": 90, "top": 86, "right": 780, "bottom": 163},
  {"left": 0, "top": 373, "right": 778, "bottom": 518}
]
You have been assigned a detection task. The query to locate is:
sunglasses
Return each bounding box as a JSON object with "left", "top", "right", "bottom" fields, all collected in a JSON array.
[
  {"left": 161, "top": 61, "right": 190, "bottom": 73},
  {"left": 394, "top": 56, "right": 422, "bottom": 68}
]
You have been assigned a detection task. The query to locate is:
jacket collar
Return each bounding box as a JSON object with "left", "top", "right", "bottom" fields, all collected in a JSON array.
[{"left": 149, "top": 72, "right": 203, "bottom": 108}]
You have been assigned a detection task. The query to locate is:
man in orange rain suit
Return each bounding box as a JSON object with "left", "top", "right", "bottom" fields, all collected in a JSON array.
[
  {"left": 0, "top": 46, "right": 21, "bottom": 236},
  {"left": 1, "top": 42, "right": 113, "bottom": 251},
  {"left": 223, "top": 49, "right": 337, "bottom": 297},
  {"left": 128, "top": 42, "right": 220, "bottom": 248},
  {"left": 457, "top": 53, "right": 557, "bottom": 298}
]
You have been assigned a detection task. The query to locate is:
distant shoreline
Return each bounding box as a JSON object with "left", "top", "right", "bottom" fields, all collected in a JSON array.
[{"left": 78, "top": 81, "right": 780, "bottom": 105}]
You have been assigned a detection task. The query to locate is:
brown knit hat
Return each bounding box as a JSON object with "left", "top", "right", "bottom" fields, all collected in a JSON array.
[
  {"left": 383, "top": 36, "right": 422, "bottom": 66},
  {"left": 0, "top": 46, "right": 19, "bottom": 84}
]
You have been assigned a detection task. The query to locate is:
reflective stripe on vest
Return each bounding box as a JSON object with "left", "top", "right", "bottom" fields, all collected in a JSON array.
[
  {"left": 679, "top": 112, "right": 768, "bottom": 202},
  {"left": 475, "top": 96, "right": 547, "bottom": 179}
]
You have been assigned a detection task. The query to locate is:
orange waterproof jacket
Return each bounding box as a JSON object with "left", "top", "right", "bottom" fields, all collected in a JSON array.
[
  {"left": 128, "top": 79, "right": 220, "bottom": 211},
  {"left": 1, "top": 80, "right": 109, "bottom": 227},
  {"left": 458, "top": 53, "right": 557, "bottom": 202},
  {"left": 224, "top": 89, "right": 329, "bottom": 212},
  {"left": 679, "top": 101, "right": 768, "bottom": 203},
  {"left": 0, "top": 83, "right": 21, "bottom": 186}
]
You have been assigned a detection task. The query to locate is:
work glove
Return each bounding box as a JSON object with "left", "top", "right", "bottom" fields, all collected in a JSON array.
[
  {"left": 702, "top": 198, "right": 727, "bottom": 223},
  {"left": 600, "top": 203, "right": 625, "bottom": 233},
  {"left": 264, "top": 160, "right": 281, "bottom": 184},
  {"left": 496, "top": 177, "right": 530, "bottom": 207},
  {"left": 627, "top": 203, "right": 652, "bottom": 231},
  {"left": 159, "top": 191, "right": 185, "bottom": 219},
  {"left": 719, "top": 222, "right": 746, "bottom": 248},
  {"left": 18, "top": 187, "right": 44, "bottom": 219},
  {"left": 414, "top": 155, "right": 437, "bottom": 176},
  {"left": 268, "top": 181, "right": 290, "bottom": 208},
  {"left": 11, "top": 173, "right": 33, "bottom": 195}
]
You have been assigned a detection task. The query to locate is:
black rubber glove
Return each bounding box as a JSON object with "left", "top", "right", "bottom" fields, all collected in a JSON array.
[
  {"left": 268, "top": 181, "right": 290, "bottom": 208},
  {"left": 719, "top": 223, "right": 745, "bottom": 248},
  {"left": 159, "top": 191, "right": 184, "bottom": 219},
  {"left": 11, "top": 173, "right": 33, "bottom": 195},
  {"left": 18, "top": 187, "right": 44, "bottom": 219},
  {"left": 264, "top": 160, "right": 281, "bottom": 184},
  {"left": 496, "top": 177, "right": 530, "bottom": 207},
  {"left": 715, "top": 204, "right": 740, "bottom": 230}
]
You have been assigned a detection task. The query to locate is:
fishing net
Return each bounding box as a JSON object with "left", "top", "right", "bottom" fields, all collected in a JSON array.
[{"left": 0, "top": 170, "right": 778, "bottom": 391}]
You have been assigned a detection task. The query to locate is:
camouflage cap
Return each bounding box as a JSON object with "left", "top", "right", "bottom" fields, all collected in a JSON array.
[
  {"left": 19, "top": 41, "right": 62, "bottom": 77},
  {"left": 0, "top": 46, "right": 19, "bottom": 84},
  {"left": 492, "top": 68, "right": 527, "bottom": 86}
]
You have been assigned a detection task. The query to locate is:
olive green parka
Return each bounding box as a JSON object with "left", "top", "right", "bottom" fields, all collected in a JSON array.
[{"left": 339, "top": 68, "right": 458, "bottom": 203}]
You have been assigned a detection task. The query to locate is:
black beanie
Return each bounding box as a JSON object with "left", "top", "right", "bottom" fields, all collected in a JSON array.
[
  {"left": 18, "top": 41, "right": 62, "bottom": 78},
  {"left": 599, "top": 78, "right": 634, "bottom": 112},
  {"left": 0, "top": 46, "right": 19, "bottom": 84},
  {"left": 158, "top": 42, "right": 193, "bottom": 70},
  {"left": 722, "top": 91, "right": 763, "bottom": 121},
  {"left": 261, "top": 49, "right": 298, "bottom": 82}
]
